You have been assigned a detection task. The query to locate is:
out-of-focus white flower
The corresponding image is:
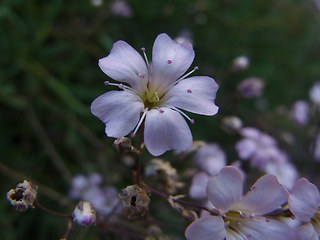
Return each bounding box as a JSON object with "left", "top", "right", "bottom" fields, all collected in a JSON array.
[
  {"left": 189, "top": 172, "right": 209, "bottom": 199},
  {"left": 314, "top": 133, "right": 320, "bottom": 161},
  {"left": 69, "top": 173, "right": 120, "bottom": 217},
  {"left": 193, "top": 143, "right": 226, "bottom": 176},
  {"left": 110, "top": 0, "right": 133, "bottom": 18},
  {"left": 231, "top": 55, "right": 250, "bottom": 72},
  {"left": 235, "top": 127, "right": 288, "bottom": 170},
  {"left": 185, "top": 166, "right": 292, "bottom": 240},
  {"left": 264, "top": 161, "right": 298, "bottom": 190},
  {"left": 91, "top": 0, "right": 103, "bottom": 7},
  {"left": 91, "top": 33, "right": 219, "bottom": 156},
  {"left": 221, "top": 115, "right": 243, "bottom": 134},
  {"left": 289, "top": 178, "right": 320, "bottom": 239},
  {"left": 237, "top": 77, "right": 265, "bottom": 99},
  {"left": 309, "top": 81, "right": 320, "bottom": 104},
  {"left": 174, "top": 30, "right": 193, "bottom": 45},
  {"left": 73, "top": 201, "right": 96, "bottom": 226},
  {"left": 291, "top": 100, "right": 310, "bottom": 126}
]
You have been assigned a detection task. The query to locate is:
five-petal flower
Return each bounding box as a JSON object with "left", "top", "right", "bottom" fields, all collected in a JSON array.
[{"left": 91, "top": 33, "right": 219, "bottom": 156}]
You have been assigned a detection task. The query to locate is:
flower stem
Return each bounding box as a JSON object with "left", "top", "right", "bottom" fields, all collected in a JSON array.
[{"left": 34, "top": 201, "right": 72, "bottom": 219}]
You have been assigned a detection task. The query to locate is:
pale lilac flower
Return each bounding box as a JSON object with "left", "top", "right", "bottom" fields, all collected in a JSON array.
[
  {"left": 193, "top": 143, "right": 226, "bottom": 176},
  {"left": 189, "top": 172, "right": 210, "bottom": 199},
  {"left": 314, "top": 133, "right": 320, "bottom": 161},
  {"left": 291, "top": 100, "right": 310, "bottom": 126},
  {"left": 70, "top": 174, "right": 120, "bottom": 217},
  {"left": 236, "top": 127, "right": 288, "bottom": 170},
  {"left": 91, "top": 33, "right": 219, "bottom": 156},
  {"left": 73, "top": 201, "right": 96, "bottom": 226},
  {"left": 237, "top": 77, "right": 264, "bottom": 98},
  {"left": 289, "top": 178, "right": 320, "bottom": 240},
  {"left": 309, "top": 81, "right": 320, "bottom": 104},
  {"left": 110, "top": 0, "right": 132, "bottom": 18},
  {"left": 264, "top": 161, "right": 298, "bottom": 190},
  {"left": 185, "top": 166, "right": 292, "bottom": 240}
]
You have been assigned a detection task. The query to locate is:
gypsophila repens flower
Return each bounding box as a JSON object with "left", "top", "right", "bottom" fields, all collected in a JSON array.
[
  {"left": 7, "top": 180, "right": 38, "bottom": 212},
  {"left": 185, "top": 166, "right": 293, "bottom": 240},
  {"left": 73, "top": 201, "right": 96, "bottom": 227},
  {"left": 91, "top": 33, "right": 219, "bottom": 156}
]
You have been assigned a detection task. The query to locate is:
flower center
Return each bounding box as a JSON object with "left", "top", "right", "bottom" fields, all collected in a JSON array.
[{"left": 140, "top": 88, "right": 163, "bottom": 109}]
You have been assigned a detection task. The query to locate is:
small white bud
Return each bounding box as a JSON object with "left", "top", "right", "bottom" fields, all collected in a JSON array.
[
  {"left": 231, "top": 56, "right": 250, "bottom": 72},
  {"left": 73, "top": 201, "right": 96, "bottom": 227}
]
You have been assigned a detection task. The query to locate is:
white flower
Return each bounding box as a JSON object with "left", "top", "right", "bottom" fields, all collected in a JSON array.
[
  {"left": 185, "top": 166, "right": 292, "bottom": 240},
  {"left": 91, "top": 33, "right": 219, "bottom": 156}
]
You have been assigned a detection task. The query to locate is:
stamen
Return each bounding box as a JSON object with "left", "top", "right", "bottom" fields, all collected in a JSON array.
[
  {"left": 103, "top": 82, "right": 132, "bottom": 91},
  {"left": 141, "top": 47, "right": 149, "bottom": 68},
  {"left": 160, "top": 109, "right": 164, "bottom": 113},
  {"left": 175, "top": 66, "right": 199, "bottom": 84},
  {"left": 250, "top": 186, "right": 256, "bottom": 191},
  {"left": 131, "top": 108, "right": 148, "bottom": 137},
  {"left": 170, "top": 106, "right": 195, "bottom": 124}
]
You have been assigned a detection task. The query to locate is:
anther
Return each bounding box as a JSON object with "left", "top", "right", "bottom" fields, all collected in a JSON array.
[
  {"left": 160, "top": 109, "right": 164, "bottom": 113},
  {"left": 187, "top": 89, "right": 192, "bottom": 93},
  {"left": 118, "top": 83, "right": 124, "bottom": 89},
  {"left": 249, "top": 214, "right": 254, "bottom": 219},
  {"left": 266, "top": 218, "right": 270, "bottom": 222},
  {"left": 250, "top": 186, "right": 256, "bottom": 191},
  {"left": 104, "top": 81, "right": 110, "bottom": 85},
  {"left": 139, "top": 74, "right": 145, "bottom": 79},
  {"left": 167, "top": 60, "right": 172, "bottom": 64}
]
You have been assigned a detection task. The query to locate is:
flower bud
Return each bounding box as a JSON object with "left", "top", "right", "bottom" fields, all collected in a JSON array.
[
  {"left": 231, "top": 55, "right": 250, "bottom": 72},
  {"left": 237, "top": 77, "right": 264, "bottom": 98},
  {"left": 118, "top": 185, "right": 150, "bottom": 219},
  {"left": 221, "top": 116, "right": 243, "bottom": 134},
  {"left": 7, "top": 180, "right": 38, "bottom": 212},
  {"left": 73, "top": 201, "right": 96, "bottom": 227},
  {"left": 113, "top": 137, "right": 133, "bottom": 154}
]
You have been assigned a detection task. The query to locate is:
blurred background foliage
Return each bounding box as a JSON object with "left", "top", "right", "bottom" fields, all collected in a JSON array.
[{"left": 1, "top": 0, "right": 320, "bottom": 239}]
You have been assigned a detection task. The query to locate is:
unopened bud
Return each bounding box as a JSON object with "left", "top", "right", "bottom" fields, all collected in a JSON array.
[
  {"left": 113, "top": 137, "right": 133, "bottom": 153},
  {"left": 73, "top": 201, "right": 96, "bottom": 227},
  {"left": 237, "top": 77, "right": 264, "bottom": 99},
  {"left": 7, "top": 180, "right": 38, "bottom": 212},
  {"left": 231, "top": 55, "right": 250, "bottom": 72},
  {"left": 182, "top": 209, "right": 198, "bottom": 222},
  {"left": 118, "top": 185, "right": 150, "bottom": 219}
]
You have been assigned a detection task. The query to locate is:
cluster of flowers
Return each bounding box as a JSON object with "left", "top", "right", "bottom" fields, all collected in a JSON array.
[{"left": 186, "top": 166, "right": 320, "bottom": 240}]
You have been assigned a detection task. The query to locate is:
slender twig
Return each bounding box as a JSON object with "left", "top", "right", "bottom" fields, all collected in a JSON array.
[
  {"left": 26, "top": 106, "right": 72, "bottom": 182},
  {"left": 97, "top": 222, "right": 145, "bottom": 239},
  {"left": 61, "top": 218, "right": 73, "bottom": 240},
  {"left": 141, "top": 182, "right": 218, "bottom": 215},
  {"left": 34, "top": 201, "right": 72, "bottom": 219},
  {"left": 0, "top": 162, "right": 71, "bottom": 205},
  {"left": 134, "top": 123, "right": 145, "bottom": 185}
]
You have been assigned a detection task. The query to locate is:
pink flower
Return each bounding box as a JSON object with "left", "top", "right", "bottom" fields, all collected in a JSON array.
[
  {"left": 185, "top": 166, "right": 292, "bottom": 240},
  {"left": 235, "top": 127, "right": 288, "bottom": 170},
  {"left": 91, "top": 33, "right": 219, "bottom": 156},
  {"left": 237, "top": 77, "right": 264, "bottom": 98},
  {"left": 289, "top": 178, "right": 320, "bottom": 240}
]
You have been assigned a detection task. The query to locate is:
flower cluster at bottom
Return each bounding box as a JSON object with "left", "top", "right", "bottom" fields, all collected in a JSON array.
[{"left": 185, "top": 166, "right": 294, "bottom": 240}]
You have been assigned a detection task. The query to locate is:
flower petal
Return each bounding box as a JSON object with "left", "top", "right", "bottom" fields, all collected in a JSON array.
[
  {"left": 151, "top": 33, "right": 195, "bottom": 92},
  {"left": 164, "top": 76, "right": 219, "bottom": 115},
  {"left": 185, "top": 216, "right": 226, "bottom": 240},
  {"left": 91, "top": 90, "right": 144, "bottom": 138},
  {"left": 189, "top": 172, "right": 209, "bottom": 199},
  {"left": 289, "top": 178, "right": 320, "bottom": 222},
  {"left": 98, "top": 40, "right": 148, "bottom": 92},
  {"left": 235, "top": 139, "right": 256, "bottom": 159},
  {"left": 144, "top": 107, "right": 192, "bottom": 156},
  {"left": 236, "top": 217, "right": 294, "bottom": 240},
  {"left": 233, "top": 174, "right": 288, "bottom": 216},
  {"left": 295, "top": 223, "right": 318, "bottom": 240},
  {"left": 206, "top": 166, "right": 244, "bottom": 213}
]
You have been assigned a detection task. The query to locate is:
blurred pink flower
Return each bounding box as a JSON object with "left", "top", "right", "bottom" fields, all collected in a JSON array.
[
  {"left": 237, "top": 77, "right": 264, "bottom": 98},
  {"left": 291, "top": 100, "right": 310, "bottom": 126},
  {"left": 110, "top": 0, "right": 133, "bottom": 18},
  {"left": 185, "top": 166, "right": 292, "bottom": 240},
  {"left": 235, "top": 127, "right": 288, "bottom": 170},
  {"left": 91, "top": 33, "right": 219, "bottom": 156},
  {"left": 193, "top": 143, "right": 226, "bottom": 176},
  {"left": 289, "top": 178, "right": 320, "bottom": 240}
]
